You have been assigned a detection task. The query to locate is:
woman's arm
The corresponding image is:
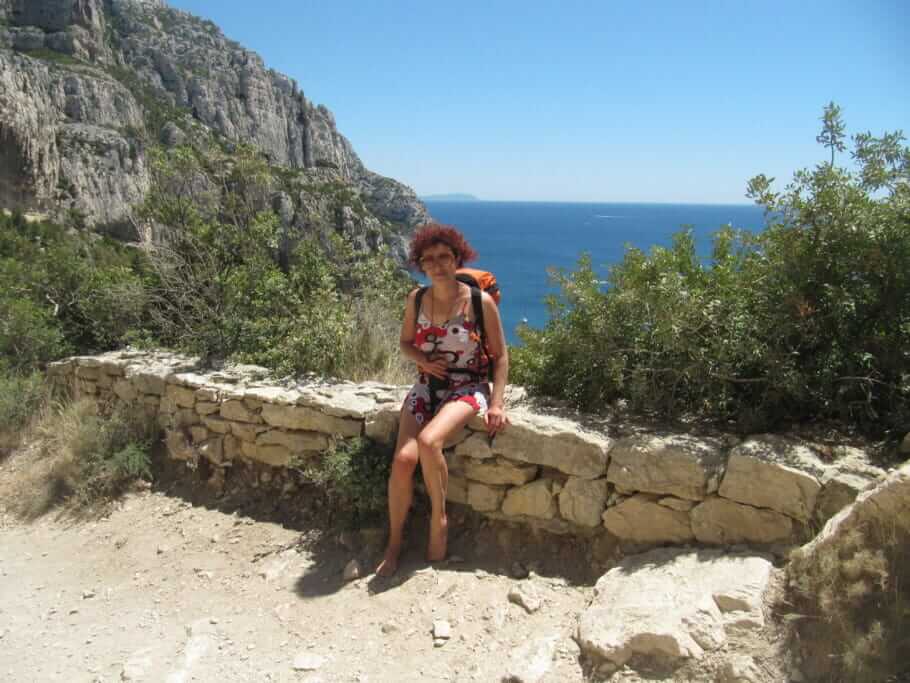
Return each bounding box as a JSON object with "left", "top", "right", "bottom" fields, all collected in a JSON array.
[{"left": 481, "top": 292, "right": 509, "bottom": 433}]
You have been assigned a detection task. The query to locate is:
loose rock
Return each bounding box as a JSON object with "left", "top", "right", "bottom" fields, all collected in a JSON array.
[
  {"left": 292, "top": 653, "right": 326, "bottom": 671},
  {"left": 508, "top": 584, "right": 542, "bottom": 614}
]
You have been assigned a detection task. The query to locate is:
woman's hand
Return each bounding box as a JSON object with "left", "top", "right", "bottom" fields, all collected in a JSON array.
[
  {"left": 417, "top": 354, "right": 448, "bottom": 380},
  {"left": 485, "top": 404, "right": 509, "bottom": 436}
]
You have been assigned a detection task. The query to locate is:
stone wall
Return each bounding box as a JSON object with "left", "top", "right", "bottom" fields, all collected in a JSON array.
[{"left": 48, "top": 351, "right": 886, "bottom": 551}]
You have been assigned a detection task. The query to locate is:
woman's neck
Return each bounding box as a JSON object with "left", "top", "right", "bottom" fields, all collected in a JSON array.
[{"left": 430, "top": 278, "right": 461, "bottom": 303}]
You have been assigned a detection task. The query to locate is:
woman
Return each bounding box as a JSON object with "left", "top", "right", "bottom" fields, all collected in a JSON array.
[{"left": 376, "top": 223, "right": 509, "bottom": 576}]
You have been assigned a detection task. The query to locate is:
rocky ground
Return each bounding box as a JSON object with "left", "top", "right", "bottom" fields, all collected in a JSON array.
[{"left": 0, "top": 444, "right": 792, "bottom": 683}]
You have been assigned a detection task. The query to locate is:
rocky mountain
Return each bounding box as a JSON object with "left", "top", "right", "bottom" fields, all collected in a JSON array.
[{"left": 0, "top": 0, "right": 429, "bottom": 254}]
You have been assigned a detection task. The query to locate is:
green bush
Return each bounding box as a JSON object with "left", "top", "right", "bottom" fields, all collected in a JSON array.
[
  {"left": 57, "top": 402, "right": 157, "bottom": 504},
  {"left": 300, "top": 437, "right": 393, "bottom": 526},
  {"left": 0, "top": 369, "right": 48, "bottom": 444},
  {"left": 513, "top": 106, "right": 910, "bottom": 435},
  {"left": 0, "top": 212, "right": 153, "bottom": 371},
  {"left": 141, "top": 141, "right": 413, "bottom": 382}
]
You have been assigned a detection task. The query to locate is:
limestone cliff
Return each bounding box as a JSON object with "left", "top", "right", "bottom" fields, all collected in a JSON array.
[{"left": 0, "top": 0, "right": 428, "bottom": 250}]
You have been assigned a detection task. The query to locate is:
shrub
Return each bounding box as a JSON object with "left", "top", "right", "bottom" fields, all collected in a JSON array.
[
  {"left": 0, "top": 369, "right": 48, "bottom": 446},
  {"left": 512, "top": 106, "right": 910, "bottom": 436},
  {"left": 299, "top": 437, "right": 393, "bottom": 526},
  {"left": 788, "top": 522, "right": 910, "bottom": 681},
  {"left": 33, "top": 399, "right": 157, "bottom": 506}
]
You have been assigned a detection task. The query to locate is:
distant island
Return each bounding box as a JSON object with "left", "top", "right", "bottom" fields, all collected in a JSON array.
[{"left": 420, "top": 193, "right": 481, "bottom": 202}]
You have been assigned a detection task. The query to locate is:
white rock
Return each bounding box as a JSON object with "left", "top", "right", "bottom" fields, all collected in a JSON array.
[
  {"left": 720, "top": 436, "right": 824, "bottom": 521},
  {"left": 293, "top": 653, "right": 326, "bottom": 671},
  {"left": 558, "top": 477, "right": 609, "bottom": 527},
  {"left": 576, "top": 548, "right": 774, "bottom": 667},
  {"left": 607, "top": 434, "right": 726, "bottom": 501},
  {"left": 503, "top": 634, "right": 559, "bottom": 683},
  {"left": 508, "top": 583, "right": 542, "bottom": 613},
  {"left": 121, "top": 649, "right": 153, "bottom": 680},
  {"left": 432, "top": 620, "right": 451, "bottom": 639},
  {"left": 721, "top": 655, "right": 763, "bottom": 682},
  {"left": 343, "top": 559, "right": 361, "bottom": 582}
]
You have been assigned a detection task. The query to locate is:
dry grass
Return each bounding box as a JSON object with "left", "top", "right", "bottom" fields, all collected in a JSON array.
[
  {"left": 338, "top": 296, "right": 412, "bottom": 385},
  {"left": 787, "top": 519, "right": 910, "bottom": 681},
  {"left": 0, "top": 395, "right": 158, "bottom": 520}
]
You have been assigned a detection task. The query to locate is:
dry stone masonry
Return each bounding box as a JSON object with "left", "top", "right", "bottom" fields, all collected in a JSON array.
[{"left": 49, "top": 351, "right": 887, "bottom": 552}]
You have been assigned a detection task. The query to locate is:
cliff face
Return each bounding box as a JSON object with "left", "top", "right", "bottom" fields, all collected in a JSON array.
[{"left": 0, "top": 0, "right": 428, "bottom": 245}]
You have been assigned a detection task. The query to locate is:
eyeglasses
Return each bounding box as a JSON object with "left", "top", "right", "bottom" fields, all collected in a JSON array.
[{"left": 419, "top": 252, "right": 456, "bottom": 268}]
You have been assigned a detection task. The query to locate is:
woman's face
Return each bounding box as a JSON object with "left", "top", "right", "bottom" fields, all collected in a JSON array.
[{"left": 419, "top": 242, "right": 458, "bottom": 280}]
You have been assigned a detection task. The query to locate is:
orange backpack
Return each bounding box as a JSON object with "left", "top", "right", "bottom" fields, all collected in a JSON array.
[{"left": 455, "top": 268, "right": 501, "bottom": 306}]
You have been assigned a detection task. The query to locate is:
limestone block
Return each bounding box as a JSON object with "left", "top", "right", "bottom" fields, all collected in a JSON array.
[
  {"left": 220, "top": 399, "right": 261, "bottom": 423},
  {"left": 658, "top": 497, "right": 696, "bottom": 512},
  {"left": 96, "top": 373, "right": 114, "bottom": 389},
  {"left": 242, "top": 386, "right": 300, "bottom": 404},
  {"left": 467, "top": 482, "right": 506, "bottom": 512},
  {"left": 241, "top": 441, "right": 292, "bottom": 467},
  {"left": 165, "top": 430, "right": 195, "bottom": 461},
  {"left": 297, "top": 385, "right": 378, "bottom": 419},
  {"left": 195, "top": 401, "right": 220, "bottom": 416},
  {"left": 230, "top": 421, "right": 268, "bottom": 443},
  {"left": 199, "top": 437, "right": 224, "bottom": 465},
  {"left": 166, "top": 384, "right": 196, "bottom": 408},
  {"left": 502, "top": 479, "right": 557, "bottom": 519},
  {"left": 99, "top": 360, "right": 125, "bottom": 376},
  {"left": 454, "top": 432, "right": 494, "bottom": 460},
  {"left": 173, "top": 408, "right": 200, "bottom": 428},
  {"left": 261, "top": 403, "right": 360, "bottom": 437},
  {"left": 189, "top": 426, "right": 209, "bottom": 443},
  {"left": 202, "top": 416, "right": 231, "bottom": 434},
  {"left": 444, "top": 427, "right": 471, "bottom": 449},
  {"left": 113, "top": 379, "right": 137, "bottom": 402},
  {"left": 223, "top": 435, "right": 242, "bottom": 460},
  {"left": 131, "top": 372, "right": 166, "bottom": 396},
  {"left": 602, "top": 494, "right": 694, "bottom": 544},
  {"left": 166, "top": 372, "right": 213, "bottom": 389},
  {"left": 447, "top": 475, "right": 469, "bottom": 505},
  {"left": 461, "top": 457, "right": 538, "bottom": 486},
  {"left": 484, "top": 406, "right": 610, "bottom": 479},
  {"left": 577, "top": 548, "right": 774, "bottom": 667},
  {"left": 720, "top": 436, "right": 824, "bottom": 521},
  {"left": 607, "top": 434, "right": 726, "bottom": 501},
  {"left": 195, "top": 387, "right": 220, "bottom": 402},
  {"left": 815, "top": 469, "right": 876, "bottom": 527},
  {"left": 558, "top": 477, "right": 609, "bottom": 527},
  {"left": 256, "top": 429, "right": 329, "bottom": 453},
  {"left": 158, "top": 396, "right": 178, "bottom": 415},
  {"left": 75, "top": 365, "right": 101, "bottom": 380},
  {"left": 364, "top": 405, "right": 400, "bottom": 445},
  {"left": 691, "top": 497, "right": 793, "bottom": 545}
]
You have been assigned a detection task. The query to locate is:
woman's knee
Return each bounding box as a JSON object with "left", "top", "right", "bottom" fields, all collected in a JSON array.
[
  {"left": 416, "top": 429, "right": 443, "bottom": 455},
  {"left": 390, "top": 443, "right": 419, "bottom": 477}
]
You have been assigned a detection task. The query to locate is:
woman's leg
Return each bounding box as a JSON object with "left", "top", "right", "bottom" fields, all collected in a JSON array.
[
  {"left": 417, "top": 400, "right": 476, "bottom": 562},
  {"left": 376, "top": 406, "right": 422, "bottom": 577}
]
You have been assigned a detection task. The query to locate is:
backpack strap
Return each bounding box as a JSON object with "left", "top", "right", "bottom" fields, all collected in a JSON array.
[
  {"left": 470, "top": 286, "right": 495, "bottom": 381},
  {"left": 470, "top": 286, "right": 485, "bottom": 342},
  {"left": 414, "top": 286, "right": 428, "bottom": 322}
]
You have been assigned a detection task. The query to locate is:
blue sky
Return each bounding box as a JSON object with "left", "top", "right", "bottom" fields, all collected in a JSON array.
[{"left": 167, "top": 0, "right": 908, "bottom": 204}]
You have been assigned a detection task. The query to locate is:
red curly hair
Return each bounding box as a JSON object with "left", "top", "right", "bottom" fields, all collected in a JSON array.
[{"left": 408, "top": 223, "right": 478, "bottom": 272}]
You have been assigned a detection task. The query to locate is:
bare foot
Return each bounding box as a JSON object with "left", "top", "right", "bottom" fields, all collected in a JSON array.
[
  {"left": 426, "top": 515, "right": 448, "bottom": 562},
  {"left": 376, "top": 542, "right": 402, "bottom": 577}
]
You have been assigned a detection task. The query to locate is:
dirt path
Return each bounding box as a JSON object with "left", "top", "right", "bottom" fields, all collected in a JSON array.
[{"left": 0, "top": 457, "right": 598, "bottom": 682}]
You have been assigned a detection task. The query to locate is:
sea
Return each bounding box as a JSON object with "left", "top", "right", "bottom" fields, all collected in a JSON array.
[{"left": 422, "top": 200, "right": 768, "bottom": 344}]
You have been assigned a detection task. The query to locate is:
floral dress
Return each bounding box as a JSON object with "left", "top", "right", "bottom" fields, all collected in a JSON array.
[{"left": 405, "top": 305, "right": 490, "bottom": 426}]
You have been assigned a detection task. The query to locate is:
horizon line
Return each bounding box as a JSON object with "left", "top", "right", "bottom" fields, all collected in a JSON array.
[{"left": 420, "top": 197, "right": 758, "bottom": 207}]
